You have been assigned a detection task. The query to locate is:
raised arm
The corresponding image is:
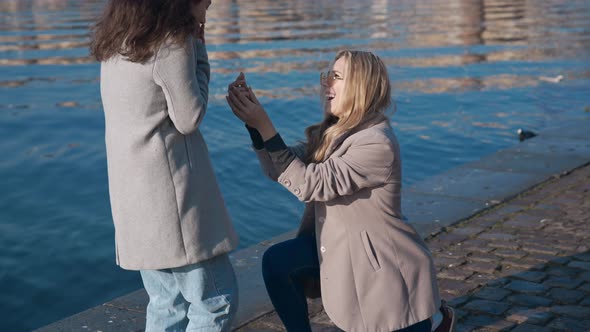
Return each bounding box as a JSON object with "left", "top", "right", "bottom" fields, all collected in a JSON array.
[
  {"left": 153, "top": 36, "right": 209, "bottom": 135},
  {"left": 268, "top": 132, "right": 396, "bottom": 202}
]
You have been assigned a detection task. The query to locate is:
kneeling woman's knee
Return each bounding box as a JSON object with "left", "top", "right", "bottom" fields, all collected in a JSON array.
[{"left": 262, "top": 241, "right": 293, "bottom": 280}]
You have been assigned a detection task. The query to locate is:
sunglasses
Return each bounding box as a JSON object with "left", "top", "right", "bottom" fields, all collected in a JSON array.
[{"left": 320, "top": 71, "right": 343, "bottom": 87}]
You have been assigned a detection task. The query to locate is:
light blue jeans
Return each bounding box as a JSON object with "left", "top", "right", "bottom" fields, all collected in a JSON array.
[{"left": 140, "top": 254, "right": 238, "bottom": 332}]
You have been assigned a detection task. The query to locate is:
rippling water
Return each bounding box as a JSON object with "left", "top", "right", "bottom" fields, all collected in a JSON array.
[{"left": 1, "top": 0, "right": 590, "bottom": 330}]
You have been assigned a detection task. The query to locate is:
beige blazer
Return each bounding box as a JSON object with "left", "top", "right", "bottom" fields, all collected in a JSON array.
[
  {"left": 255, "top": 120, "right": 440, "bottom": 331},
  {"left": 100, "top": 36, "right": 238, "bottom": 270}
]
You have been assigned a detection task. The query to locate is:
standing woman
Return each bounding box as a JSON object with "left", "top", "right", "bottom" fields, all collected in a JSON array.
[
  {"left": 91, "top": 0, "right": 239, "bottom": 331},
  {"left": 226, "top": 51, "right": 455, "bottom": 332}
]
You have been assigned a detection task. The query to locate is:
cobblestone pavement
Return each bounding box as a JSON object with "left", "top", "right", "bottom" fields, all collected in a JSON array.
[{"left": 235, "top": 164, "right": 590, "bottom": 332}]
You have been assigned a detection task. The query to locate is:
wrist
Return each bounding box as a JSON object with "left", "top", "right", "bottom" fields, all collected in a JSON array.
[{"left": 258, "top": 123, "right": 277, "bottom": 141}]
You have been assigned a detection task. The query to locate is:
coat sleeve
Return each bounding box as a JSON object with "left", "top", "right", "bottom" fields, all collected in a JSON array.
[
  {"left": 253, "top": 142, "right": 307, "bottom": 182},
  {"left": 153, "top": 36, "right": 209, "bottom": 135},
  {"left": 277, "top": 135, "right": 395, "bottom": 202}
]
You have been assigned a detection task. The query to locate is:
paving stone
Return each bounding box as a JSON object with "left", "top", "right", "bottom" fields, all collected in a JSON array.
[
  {"left": 447, "top": 296, "right": 470, "bottom": 308},
  {"left": 546, "top": 265, "right": 579, "bottom": 278},
  {"left": 236, "top": 325, "right": 282, "bottom": 332},
  {"left": 550, "top": 241, "right": 579, "bottom": 252},
  {"left": 467, "top": 273, "right": 498, "bottom": 287},
  {"left": 492, "top": 249, "right": 526, "bottom": 259},
  {"left": 578, "top": 283, "right": 590, "bottom": 293},
  {"left": 501, "top": 258, "right": 542, "bottom": 270},
  {"left": 438, "top": 279, "right": 478, "bottom": 296},
  {"left": 455, "top": 324, "right": 478, "bottom": 332},
  {"left": 437, "top": 269, "right": 474, "bottom": 281},
  {"left": 426, "top": 239, "right": 446, "bottom": 253},
  {"left": 578, "top": 271, "right": 590, "bottom": 281},
  {"left": 505, "top": 307, "right": 553, "bottom": 325},
  {"left": 472, "top": 287, "right": 512, "bottom": 301},
  {"left": 507, "top": 294, "right": 553, "bottom": 307},
  {"left": 468, "top": 252, "right": 499, "bottom": 263},
  {"left": 478, "top": 233, "right": 516, "bottom": 241},
  {"left": 439, "top": 290, "right": 458, "bottom": 302},
  {"left": 454, "top": 309, "right": 471, "bottom": 322},
  {"left": 436, "top": 232, "right": 470, "bottom": 244},
  {"left": 543, "top": 276, "right": 583, "bottom": 289},
  {"left": 521, "top": 244, "right": 561, "bottom": 256},
  {"left": 505, "top": 280, "right": 549, "bottom": 295},
  {"left": 502, "top": 219, "right": 543, "bottom": 229},
  {"left": 452, "top": 227, "right": 486, "bottom": 237},
  {"left": 262, "top": 312, "right": 289, "bottom": 329},
  {"left": 463, "top": 300, "right": 510, "bottom": 316},
  {"left": 580, "top": 296, "right": 590, "bottom": 306},
  {"left": 434, "top": 256, "right": 467, "bottom": 269},
  {"left": 511, "top": 271, "right": 547, "bottom": 283},
  {"left": 470, "top": 218, "right": 502, "bottom": 229},
  {"left": 487, "top": 241, "right": 520, "bottom": 250},
  {"left": 311, "top": 323, "right": 341, "bottom": 332},
  {"left": 526, "top": 253, "right": 561, "bottom": 264},
  {"left": 307, "top": 298, "right": 324, "bottom": 316},
  {"left": 573, "top": 251, "right": 590, "bottom": 262},
  {"left": 568, "top": 260, "right": 590, "bottom": 271},
  {"left": 464, "top": 262, "right": 500, "bottom": 274},
  {"left": 487, "top": 277, "right": 510, "bottom": 287},
  {"left": 510, "top": 324, "right": 552, "bottom": 332},
  {"left": 437, "top": 250, "right": 468, "bottom": 259},
  {"left": 309, "top": 311, "right": 335, "bottom": 326},
  {"left": 462, "top": 314, "right": 515, "bottom": 331},
  {"left": 546, "top": 256, "right": 571, "bottom": 266},
  {"left": 550, "top": 305, "right": 590, "bottom": 318},
  {"left": 547, "top": 317, "right": 590, "bottom": 331},
  {"left": 548, "top": 288, "right": 586, "bottom": 304},
  {"left": 460, "top": 239, "right": 494, "bottom": 253}
]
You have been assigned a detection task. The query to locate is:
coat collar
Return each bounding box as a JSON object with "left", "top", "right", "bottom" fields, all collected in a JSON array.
[{"left": 325, "top": 118, "right": 390, "bottom": 157}]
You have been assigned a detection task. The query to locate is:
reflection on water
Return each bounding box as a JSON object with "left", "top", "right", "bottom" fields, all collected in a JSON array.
[{"left": 1, "top": 0, "right": 590, "bottom": 330}]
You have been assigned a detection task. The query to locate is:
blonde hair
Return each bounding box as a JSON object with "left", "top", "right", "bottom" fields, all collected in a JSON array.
[{"left": 304, "top": 50, "right": 392, "bottom": 163}]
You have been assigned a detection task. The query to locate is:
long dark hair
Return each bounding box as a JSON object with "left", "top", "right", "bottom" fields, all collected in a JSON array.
[{"left": 90, "top": 0, "right": 200, "bottom": 63}]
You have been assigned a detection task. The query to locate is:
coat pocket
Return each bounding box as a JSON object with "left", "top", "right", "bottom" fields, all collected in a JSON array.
[
  {"left": 361, "top": 230, "right": 381, "bottom": 271},
  {"left": 183, "top": 136, "right": 193, "bottom": 171}
]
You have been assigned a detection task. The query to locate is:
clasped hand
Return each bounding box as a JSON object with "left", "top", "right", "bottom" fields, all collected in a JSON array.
[{"left": 226, "top": 73, "right": 277, "bottom": 140}]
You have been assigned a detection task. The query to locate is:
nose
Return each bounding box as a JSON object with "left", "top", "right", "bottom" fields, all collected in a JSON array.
[{"left": 320, "top": 73, "right": 328, "bottom": 88}]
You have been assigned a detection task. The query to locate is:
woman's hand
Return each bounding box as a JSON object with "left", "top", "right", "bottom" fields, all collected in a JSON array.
[
  {"left": 226, "top": 75, "right": 277, "bottom": 140},
  {"left": 229, "top": 72, "right": 249, "bottom": 96}
]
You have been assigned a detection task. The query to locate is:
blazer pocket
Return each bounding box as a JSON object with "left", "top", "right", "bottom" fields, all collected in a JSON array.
[{"left": 361, "top": 230, "right": 381, "bottom": 271}]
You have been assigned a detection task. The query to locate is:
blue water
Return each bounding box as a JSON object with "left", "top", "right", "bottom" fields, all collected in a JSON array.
[{"left": 1, "top": 0, "right": 590, "bottom": 330}]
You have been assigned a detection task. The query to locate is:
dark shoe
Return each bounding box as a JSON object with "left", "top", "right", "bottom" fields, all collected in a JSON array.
[{"left": 434, "top": 301, "right": 456, "bottom": 332}]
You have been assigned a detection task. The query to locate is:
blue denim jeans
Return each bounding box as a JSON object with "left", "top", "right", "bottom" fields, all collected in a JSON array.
[
  {"left": 140, "top": 254, "right": 238, "bottom": 332},
  {"left": 262, "top": 235, "right": 431, "bottom": 332}
]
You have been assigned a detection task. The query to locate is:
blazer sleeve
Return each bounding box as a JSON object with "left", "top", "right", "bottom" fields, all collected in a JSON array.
[
  {"left": 277, "top": 134, "right": 395, "bottom": 202},
  {"left": 153, "top": 36, "right": 209, "bottom": 135}
]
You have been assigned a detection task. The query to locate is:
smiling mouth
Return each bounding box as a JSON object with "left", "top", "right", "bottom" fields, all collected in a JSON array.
[{"left": 326, "top": 95, "right": 335, "bottom": 101}]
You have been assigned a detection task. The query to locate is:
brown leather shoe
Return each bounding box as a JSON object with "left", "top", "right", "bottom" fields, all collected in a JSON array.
[{"left": 434, "top": 301, "right": 456, "bottom": 332}]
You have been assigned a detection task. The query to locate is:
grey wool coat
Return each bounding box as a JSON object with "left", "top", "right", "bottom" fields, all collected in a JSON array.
[
  {"left": 100, "top": 36, "right": 238, "bottom": 270},
  {"left": 254, "top": 120, "right": 441, "bottom": 332}
]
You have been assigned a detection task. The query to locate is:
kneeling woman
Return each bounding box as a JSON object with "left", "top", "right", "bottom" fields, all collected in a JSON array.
[{"left": 226, "top": 50, "right": 454, "bottom": 332}]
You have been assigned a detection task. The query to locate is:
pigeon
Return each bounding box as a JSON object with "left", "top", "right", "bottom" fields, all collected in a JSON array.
[
  {"left": 517, "top": 128, "right": 537, "bottom": 141},
  {"left": 539, "top": 75, "right": 563, "bottom": 83}
]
